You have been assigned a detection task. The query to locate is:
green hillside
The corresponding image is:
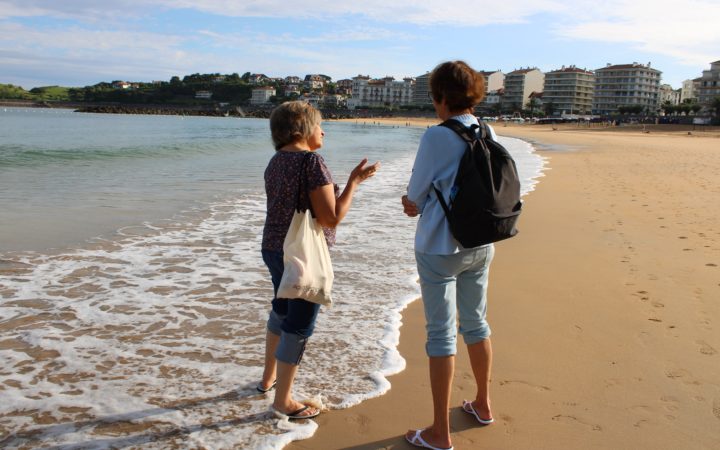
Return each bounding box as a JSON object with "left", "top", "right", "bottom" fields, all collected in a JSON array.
[
  {"left": 0, "top": 84, "right": 71, "bottom": 101},
  {"left": 0, "top": 83, "right": 32, "bottom": 100},
  {"left": 29, "top": 86, "right": 71, "bottom": 101}
]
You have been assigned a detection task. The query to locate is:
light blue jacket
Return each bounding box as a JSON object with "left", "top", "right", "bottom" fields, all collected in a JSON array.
[{"left": 407, "top": 114, "right": 498, "bottom": 255}]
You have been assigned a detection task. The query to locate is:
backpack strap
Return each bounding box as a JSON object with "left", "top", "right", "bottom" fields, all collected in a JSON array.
[
  {"left": 439, "top": 118, "right": 479, "bottom": 143},
  {"left": 433, "top": 118, "right": 482, "bottom": 216},
  {"left": 478, "top": 120, "right": 490, "bottom": 140}
]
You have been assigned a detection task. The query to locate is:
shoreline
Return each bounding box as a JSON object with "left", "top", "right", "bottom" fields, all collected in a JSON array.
[{"left": 287, "top": 119, "right": 720, "bottom": 449}]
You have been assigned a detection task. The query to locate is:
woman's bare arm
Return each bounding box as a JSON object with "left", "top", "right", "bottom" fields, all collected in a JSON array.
[{"left": 309, "top": 158, "right": 380, "bottom": 228}]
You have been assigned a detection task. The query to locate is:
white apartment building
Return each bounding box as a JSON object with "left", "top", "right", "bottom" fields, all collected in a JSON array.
[
  {"left": 501, "top": 68, "right": 544, "bottom": 110},
  {"left": 480, "top": 70, "right": 505, "bottom": 93},
  {"left": 542, "top": 66, "right": 595, "bottom": 115},
  {"left": 696, "top": 60, "right": 720, "bottom": 109},
  {"left": 250, "top": 86, "right": 275, "bottom": 105},
  {"left": 659, "top": 84, "right": 681, "bottom": 105},
  {"left": 681, "top": 79, "right": 697, "bottom": 102},
  {"left": 477, "top": 70, "right": 504, "bottom": 111},
  {"left": 412, "top": 73, "right": 431, "bottom": 106},
  {"left": 348, "top": 75, "right": 415, "bottom": 108},
  {"left": 592, "top": 62, "right": 661, "bottom": 115}
]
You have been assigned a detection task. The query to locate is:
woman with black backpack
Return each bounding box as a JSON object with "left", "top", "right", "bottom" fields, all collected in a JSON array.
[{"left": 402, "top": 61, "right": 501, "bottom": 450}]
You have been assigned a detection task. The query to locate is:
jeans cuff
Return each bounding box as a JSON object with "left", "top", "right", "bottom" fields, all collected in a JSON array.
[
  {"left": 275, "top": 331, "right": 309, "bottom": 365},
  {"left": 267, "top": 310, "right": 284, "bottom": 336}
]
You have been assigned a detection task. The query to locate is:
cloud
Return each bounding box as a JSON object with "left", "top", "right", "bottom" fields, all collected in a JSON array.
[
  {"left": 0, "top": 22, "right": 192, "bottom": 85},
  {"left": 1, "top": 0, "right": 717, "bottom": 87},
  {"left": 0, "top": 0, "right": 564, "bottom": 25},
  {"left": 554, "top": 0, "right": 720, "bottom": 67}
]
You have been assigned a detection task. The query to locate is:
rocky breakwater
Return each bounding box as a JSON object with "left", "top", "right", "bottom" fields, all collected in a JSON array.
[{"left": 74, "top": 105, "right": 272, "bottom": 118}]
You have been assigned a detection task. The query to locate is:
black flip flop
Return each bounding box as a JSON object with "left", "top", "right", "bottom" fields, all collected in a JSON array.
[
  {"left": 285, "top": 405, "right": 320, "bottom": 420},
  {"left": 256, "top": 380, "right": 277, "bottom": 393}
]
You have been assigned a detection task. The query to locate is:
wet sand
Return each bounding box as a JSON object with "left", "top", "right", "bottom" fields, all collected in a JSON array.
[{"left": 289, "top": 121, "right": 720, "bottom": 449}]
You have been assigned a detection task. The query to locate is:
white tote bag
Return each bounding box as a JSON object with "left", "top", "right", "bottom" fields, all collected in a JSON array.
[{"left": 277, "top": 208, "right": 334, "bottom": 307}]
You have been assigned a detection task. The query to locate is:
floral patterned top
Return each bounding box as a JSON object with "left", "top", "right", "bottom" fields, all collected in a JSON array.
[{"left": 262, "top": 151, "right": 339, "bottom": 251}]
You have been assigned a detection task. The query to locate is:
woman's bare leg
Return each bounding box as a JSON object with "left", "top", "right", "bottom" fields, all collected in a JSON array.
[
  {"left": 406, "top": 355, "right": 454, "bottom": 449},
  {"left": 467, "top": 338, "right": 493, "bottom": 419},
  {"left": 260, "top": 329, "right": 279, "bottom": 390},
  {"left": 272, "top": 360, "right": 318, "bottom": 417}
]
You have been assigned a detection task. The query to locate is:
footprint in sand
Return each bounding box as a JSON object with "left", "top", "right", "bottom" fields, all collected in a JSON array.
[
  {"left": 664, "top": 369, "right": 700, "bottom": 386},
  {"left": 498, "top": 414, "right": 514, "bottom": 435},
  {"left": 551, "top": 415, "right": 602, "bottom": 431},
  {"left": 660, "top": 396, "right": 680, "bottom": 413},
  {"left": 697, "top": 341, "right": 717, "bottom": 356},
  {"left": 713, "top": 399, "right": 720, "bottom": 420},
  {"left": 498, "top": 380, "right": 551, "bottom": 392}
]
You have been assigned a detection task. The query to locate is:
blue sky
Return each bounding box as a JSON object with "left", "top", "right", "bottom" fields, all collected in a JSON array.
[{"left": 1, "top": 0, "right": 718, "bottom": 90}]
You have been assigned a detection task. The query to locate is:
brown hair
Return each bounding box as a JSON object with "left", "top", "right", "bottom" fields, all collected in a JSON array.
[
  {"left": 429, "top": 61, "right": 486, "bottom": 111},
  {"left": 269, "top": 101, "right": 322, "bottom": 150}
]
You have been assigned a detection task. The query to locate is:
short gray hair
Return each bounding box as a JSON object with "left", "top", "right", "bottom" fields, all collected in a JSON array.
[{"left": 269, "top": 101, "right": 322, "bottom": 150}]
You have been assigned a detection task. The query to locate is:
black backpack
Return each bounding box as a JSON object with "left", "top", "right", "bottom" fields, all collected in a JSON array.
[{"left": 432, "top": 119, "right": 522, "bottom": 248}]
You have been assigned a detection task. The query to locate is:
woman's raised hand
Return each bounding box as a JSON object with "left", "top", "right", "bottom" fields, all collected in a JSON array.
[{"left": 350, "top": 158, "right": 380, "bottom": 185}]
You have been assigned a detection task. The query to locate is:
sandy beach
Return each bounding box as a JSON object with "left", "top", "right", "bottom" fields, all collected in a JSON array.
[{"left": 289, "top": 120, "right": 720, "bottom": 449}]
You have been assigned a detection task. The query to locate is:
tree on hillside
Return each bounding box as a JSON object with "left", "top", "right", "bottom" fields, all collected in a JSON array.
[{"left": 0, "top": 83, "right": 31, "bottom": 99}]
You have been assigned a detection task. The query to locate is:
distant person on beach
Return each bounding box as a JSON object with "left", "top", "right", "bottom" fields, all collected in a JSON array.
[
  {"left": 401, "top": 61, "right": 498, "bottom": 450},
  {"left": 259, "top": 101, "right": 379, "bottom": 419}
]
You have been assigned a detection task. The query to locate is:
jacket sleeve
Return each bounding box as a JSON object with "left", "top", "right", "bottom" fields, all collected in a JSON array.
[{"left": 407, "top": 127, "right": 445, "bottom": 213}]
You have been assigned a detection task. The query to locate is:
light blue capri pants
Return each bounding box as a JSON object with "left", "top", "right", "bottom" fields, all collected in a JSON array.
[{"left": 415, "top": 244, "right": 495, "bottom": 357}]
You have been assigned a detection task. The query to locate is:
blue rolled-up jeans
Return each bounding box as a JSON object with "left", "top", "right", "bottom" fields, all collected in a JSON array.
[
  {"left": 415, "top": 244, "right": 494, "bottom": 357},
  {"left": 261, "top": 249, "right": 321, "bottom": 365}
]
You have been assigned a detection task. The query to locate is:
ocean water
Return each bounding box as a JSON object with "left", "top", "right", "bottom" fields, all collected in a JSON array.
[{"left": 0, "top": 107, "right": 545, "bottom": 449}]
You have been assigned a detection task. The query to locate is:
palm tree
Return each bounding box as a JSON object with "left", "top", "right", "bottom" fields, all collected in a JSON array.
[
  {"left": 543, "top": 101, "right": 557, "bottom": 117},
  {"left": 528, "top": 97, "right": 541, "bottom": 117}
]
